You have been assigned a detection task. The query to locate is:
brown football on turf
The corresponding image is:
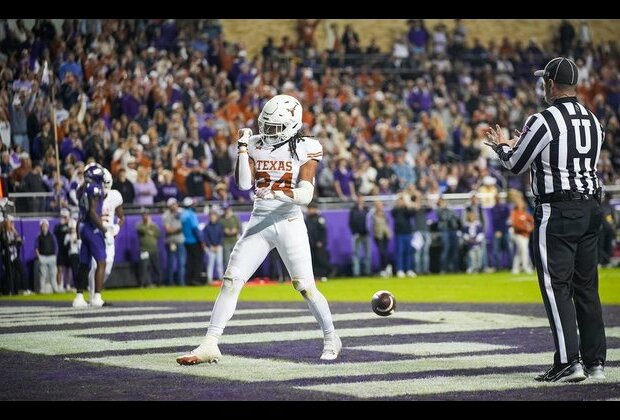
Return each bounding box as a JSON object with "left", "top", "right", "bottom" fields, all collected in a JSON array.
[{"left": 371, "top": 290, "right": 396, "bottom": 316}]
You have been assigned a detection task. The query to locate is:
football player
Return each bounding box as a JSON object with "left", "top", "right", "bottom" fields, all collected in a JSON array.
[
  {"left": 72, "top": 163, "right": 107, "bottom": 308},
  {"left": 88, "top": 168, "right": 124, "bottom": 303},
  {"left": 177, "top": 94, "right": 341, "bottom": 364}
]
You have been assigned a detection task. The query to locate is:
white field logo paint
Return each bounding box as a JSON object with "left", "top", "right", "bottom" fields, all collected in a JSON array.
[{"left": 0, "top": 307, "right": 618, "bottom": 398}]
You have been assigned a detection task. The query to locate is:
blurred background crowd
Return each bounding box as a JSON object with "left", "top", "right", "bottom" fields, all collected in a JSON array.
[
  {"left": 0, "top": 19, "right": 618, "bottom": 293},
  {"left": 1, "top": 19, "right": 619, "bottom": 210}
]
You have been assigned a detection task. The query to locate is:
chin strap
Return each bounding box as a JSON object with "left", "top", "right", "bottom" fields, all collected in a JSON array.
[{"left": 270, "top": 138, "right": 292, "bottom": 152}]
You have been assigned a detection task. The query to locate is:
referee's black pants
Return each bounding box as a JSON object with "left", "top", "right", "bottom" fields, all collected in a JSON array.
[
  {"left": 532, "top": 199, "right": 606, "bottom": 367},
  {"left": 185, "top": 243, "right": 204, "bottom": 286}
]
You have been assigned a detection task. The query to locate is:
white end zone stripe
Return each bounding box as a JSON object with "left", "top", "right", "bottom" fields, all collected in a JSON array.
[
  {"left": 0, "top": 311, "right": 550, "bottom": 356},
  {"left": 0, "top": 308, "right": 303, "bottom": 328},
  {"left": 539, "top": 203, "right": 567, "bottom": 363},
  {"left": 348, "top": 342, "right": 513, "bottom": 356},
  {"left": 73, "top": 349, "right": 620, "bottom": 385},
  {"left": 0, "top": 306, "right": 176, "bottom": 316},
  {"left": 296, "top": 366, "right": 620, "bottom": 398}
]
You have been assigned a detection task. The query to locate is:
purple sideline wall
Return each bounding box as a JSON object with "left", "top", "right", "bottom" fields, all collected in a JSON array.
[{"left": 13, "top": 207, "right": 497, "bottom": 282}]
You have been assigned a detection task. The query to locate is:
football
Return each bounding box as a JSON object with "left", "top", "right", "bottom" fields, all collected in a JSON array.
[{"left": 371, "top": 290, "right": 396, "bottom": 317}]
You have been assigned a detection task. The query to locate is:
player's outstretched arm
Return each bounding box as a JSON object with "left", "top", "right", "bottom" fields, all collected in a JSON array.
[{"left": 235, "top": 128, "right": 255, "bottom": 190}]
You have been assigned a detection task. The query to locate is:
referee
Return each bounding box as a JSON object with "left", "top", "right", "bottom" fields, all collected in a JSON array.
[{"left": 485, "top": 56, "right": 606, "bottom": 383}]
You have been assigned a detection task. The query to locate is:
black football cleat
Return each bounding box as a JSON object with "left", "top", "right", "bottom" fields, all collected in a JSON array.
[
  {"left": 584, "top": 361, "right": 605, "bottom": 380},
  {"left": 535, "top": 360, "right": 586, "bottom": 383}
]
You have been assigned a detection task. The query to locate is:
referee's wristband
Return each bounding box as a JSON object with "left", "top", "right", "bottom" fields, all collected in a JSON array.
[{"left": 497, "top": 144, "right": 513, "bottom": 161}]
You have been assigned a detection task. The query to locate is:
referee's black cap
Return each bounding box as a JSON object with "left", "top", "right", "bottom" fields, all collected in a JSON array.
[{"left": 534, "top": 57, "right": 579, "bottom": 85}]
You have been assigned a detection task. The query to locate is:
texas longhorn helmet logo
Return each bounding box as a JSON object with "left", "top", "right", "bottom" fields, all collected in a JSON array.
[{"left": 286, "top": 103, "right": 298, "bottom": 116}]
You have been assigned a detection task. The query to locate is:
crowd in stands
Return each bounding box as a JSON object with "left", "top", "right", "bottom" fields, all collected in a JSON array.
[
  {"left": 1, "top": 19, "right": 619, "bottom": 213},
  {"left": 0, "top": 19, "right": 619, "bottom": 292}
]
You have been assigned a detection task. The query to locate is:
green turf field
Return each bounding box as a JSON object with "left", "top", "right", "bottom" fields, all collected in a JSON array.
[{"left": 1, "top": 268, "right": 619, "bottom": 304}]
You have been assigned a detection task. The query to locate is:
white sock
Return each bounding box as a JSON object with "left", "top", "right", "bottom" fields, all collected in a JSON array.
[
  {"left": 302, "top": 284, "right": 335, "bottom": 336},
  {"left": 88, "top": 266, "right": 95, "bottom": 298},
  {"left": 206, "top": 279, "right": 243, "bottom": 341},
  {"left": 94, "top": 292, "right": 102, "bottom": 300},
  {"left": 324, "top": 331, "right": 337, "bottom": 341}
]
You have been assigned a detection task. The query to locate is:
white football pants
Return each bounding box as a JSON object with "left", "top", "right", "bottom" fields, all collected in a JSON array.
[{"left": 206, "top": 212, "right": 336, "bottom": 339}]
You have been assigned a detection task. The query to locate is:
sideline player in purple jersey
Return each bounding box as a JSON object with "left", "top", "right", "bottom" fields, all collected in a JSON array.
[{"left": 72, "top": 163, "right": 107, "bottom": 308}]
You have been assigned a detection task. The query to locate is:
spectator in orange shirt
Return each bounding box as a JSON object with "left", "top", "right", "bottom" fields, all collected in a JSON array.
[
  {"left": 217, "top": 90, "right": 242, "bottom": 123},
  {"left": 174, "top": 153, "right": 192, "bottom": 196},
  {"left": 510, "top": 199, "right": 534, "bottom": 275}
]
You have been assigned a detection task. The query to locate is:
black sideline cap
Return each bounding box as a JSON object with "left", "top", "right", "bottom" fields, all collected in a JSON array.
[{"left": 534, "top": 57, "right": 579, "bottom": 85}]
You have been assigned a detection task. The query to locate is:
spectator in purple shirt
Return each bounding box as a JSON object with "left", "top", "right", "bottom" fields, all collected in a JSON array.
[
  {"left": 605, "top": 69, "right": 620, "bottom": 112},
  {"left": 199, "top": 119, "right": 217, "bottom": 143},
  {"left": 490, "top": 193, "right": 513, "bottom": 270},
  {"left": 160, "top": 19, "right": 179, "bottom": 50},
  {"left": 333, "top": 157, "right": 357, "bottom": 200},
  {"left": 194, "top": 102, "right": 210, "bottom": 130},
  {"left": 323, "top": 87, "right": 342, "bottom": 113},
  {"left": 156, "top": 169, "right": 180, "bottom": 203},
  {"left": 167, "top": 77, "right": 183, "bottom": 106},
  {"left": 133, "top": 166, "right": 158, "bottom": 206},
  {"left": 227, "top": 174, "right": 252, "bottom": 203},
  {"left": 407, "top": 78, "right": 434, "bottom": 113},
  {"left": 59, "top": 127, "right": 84, "bottom": 163},
  {"left": 407, "top": 19, "right": 428, "bottom": 55},
  {"left": 121, "top": 86, "right": 142, "bottom": 119},
  {"left": 236, "top": 62, "right": 256, "bottom": 96}
]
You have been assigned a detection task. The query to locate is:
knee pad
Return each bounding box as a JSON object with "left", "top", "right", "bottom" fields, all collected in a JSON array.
[
  {"left": 222, "top": 267, "right": 244, "bottom": 293},
  {"left": 292, "top": 277, "right": 316, "bottom": 298}
]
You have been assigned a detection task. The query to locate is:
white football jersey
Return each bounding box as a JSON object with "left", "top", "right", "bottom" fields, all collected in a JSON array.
[
  {"left": 101, "top": 189, "right": 123, "bottom": 226},
  {"left": 247, "top": 135, "right": 323, "bottom": 215}
]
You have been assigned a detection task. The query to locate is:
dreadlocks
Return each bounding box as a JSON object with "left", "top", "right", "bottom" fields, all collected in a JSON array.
[{"left": 269, "top": 130, "right": 305, "bottom": 160}]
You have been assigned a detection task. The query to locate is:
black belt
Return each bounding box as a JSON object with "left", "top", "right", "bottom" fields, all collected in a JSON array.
[{"left": 536, "top": 189, "right": 601, "bottom": 205}]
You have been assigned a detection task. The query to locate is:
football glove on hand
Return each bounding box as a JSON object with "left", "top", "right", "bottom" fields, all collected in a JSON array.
[
  {"left": 255, "top": 187, "right": 275, "bottom": 200},
  {"left": 237, "top": 128, "right": 253, "bottom": 150},
  {"left": 110, "top": 224, "right": 120, "bottom": 237},
  {"left": 105, "top": 231, "right": 115, "bottom": 247},
  {"left": 104, "top": 223, "right": 120, "bottom": 236}
]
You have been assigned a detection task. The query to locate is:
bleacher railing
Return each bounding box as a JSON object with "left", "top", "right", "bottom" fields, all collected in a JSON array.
[{"left": 6, "top": 185, "right": 620, "bottom": 218}]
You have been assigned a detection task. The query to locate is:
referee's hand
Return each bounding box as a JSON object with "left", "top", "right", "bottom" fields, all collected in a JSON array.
[{"left": 484, "top": 124, "right": 520, "bottom": 152}]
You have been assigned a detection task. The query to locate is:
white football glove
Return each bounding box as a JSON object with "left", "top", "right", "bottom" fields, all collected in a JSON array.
[
  {"left": 237, "top": 128, "right": 253, "bottom": 149},
  {"left": 104, "top": 223, "right": 120, "bottom": 237},
  {"left": 255, "top": 187, "right": 275, "bottom": 200},
  {"left": 105, "top": 231, "right": 115, "bottom": 247}
]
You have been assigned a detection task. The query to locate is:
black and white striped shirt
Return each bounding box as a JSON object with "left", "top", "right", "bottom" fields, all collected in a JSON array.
[{"left": 497, "top": 97, "right": 605, "bottom": 197}]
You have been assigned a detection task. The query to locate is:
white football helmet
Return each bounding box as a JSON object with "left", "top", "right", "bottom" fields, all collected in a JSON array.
[
  {"left": 102, "top": 168, "right": 113, "bottom": 194},
  {"left": 258, "top": 94, "right": 303, "bottom": 146}
]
